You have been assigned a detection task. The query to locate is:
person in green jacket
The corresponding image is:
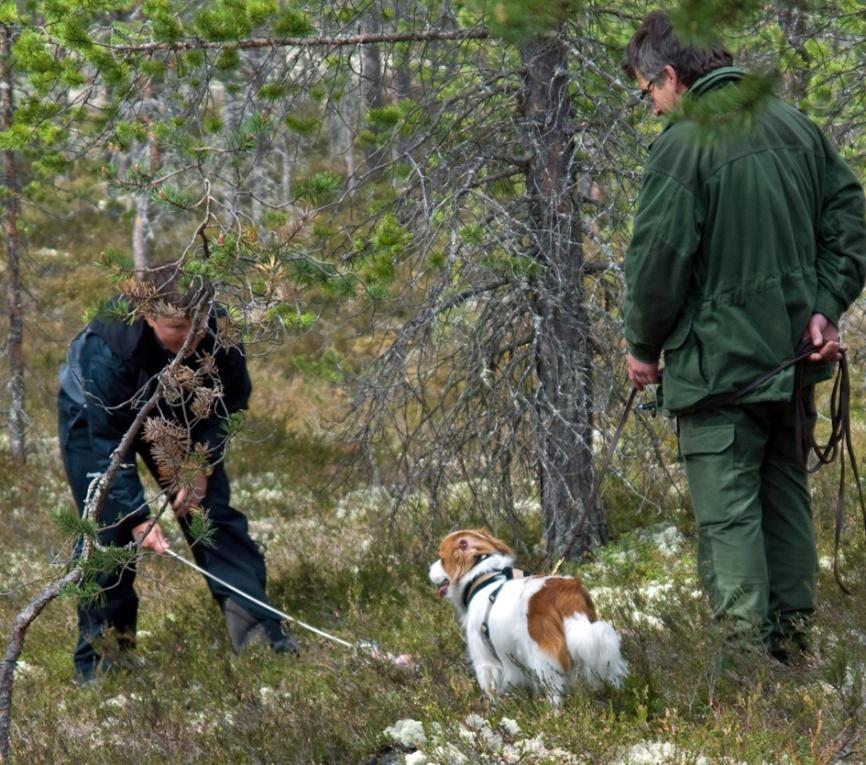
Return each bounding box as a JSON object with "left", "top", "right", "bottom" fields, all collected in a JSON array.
[{"left": 622, "top": 11, "right": 866, "bottom": 664}]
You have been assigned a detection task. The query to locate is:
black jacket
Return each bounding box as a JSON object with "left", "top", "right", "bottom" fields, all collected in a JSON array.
[{"left": 60, "top": 305, "right": 252, "bottom": 528}]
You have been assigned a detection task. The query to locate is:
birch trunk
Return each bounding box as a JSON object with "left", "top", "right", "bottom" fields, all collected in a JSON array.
[{"left": 0, "top": 23, "right": 25, "bottom": 460}]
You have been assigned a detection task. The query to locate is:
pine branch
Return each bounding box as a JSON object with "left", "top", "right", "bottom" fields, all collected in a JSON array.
[
  {"left": 0, "top": 567, "right": 83, "bottom": 763},
  {"left": 92, "top": 27, "right": 490, "bottom": 54}
]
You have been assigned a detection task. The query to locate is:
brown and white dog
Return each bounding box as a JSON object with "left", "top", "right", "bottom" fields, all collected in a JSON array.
[{"left": 429, "top": 529, "right": 627, "bottom": 703}]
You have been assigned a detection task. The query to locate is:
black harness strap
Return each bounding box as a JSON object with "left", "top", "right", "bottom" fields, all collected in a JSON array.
[
  {"left": 463, "top": 566, "right": 527, "bottom": 609},
  {"left": 480, "top": 580, "right": 507, "bottom": 662},
  {"left": 461, "top": 566, "right": 530, "bottom": 663},
  {"left": 479, "top": 569, "right": 528, "bottom": 662}
]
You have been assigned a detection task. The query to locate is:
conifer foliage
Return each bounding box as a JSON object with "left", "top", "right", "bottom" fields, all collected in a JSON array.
[{"left": 3, "top": 2, "right": 866, "bottom": 755}]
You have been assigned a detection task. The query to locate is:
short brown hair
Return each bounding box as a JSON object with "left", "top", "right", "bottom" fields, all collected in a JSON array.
[{"left": 622, "top": 10, "right": 733, "bottom": 88}]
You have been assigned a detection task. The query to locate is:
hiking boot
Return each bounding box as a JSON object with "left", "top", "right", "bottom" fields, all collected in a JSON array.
[
  {"left": 270, "top": 631, "right": 300, "bottom": 655},
  {"left": 74, "top": 662, "right": 99, "bottom": 687},
  {"left": 74, "top": 631, "right": 141, "bottom": 686},
  {"left": 223, "top": 598, "right": 298, "bottom": 655}
]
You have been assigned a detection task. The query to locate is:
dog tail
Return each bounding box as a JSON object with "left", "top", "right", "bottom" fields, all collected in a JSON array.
[{"left": 564, "top": 614, "right": 628, "bottom": 689}]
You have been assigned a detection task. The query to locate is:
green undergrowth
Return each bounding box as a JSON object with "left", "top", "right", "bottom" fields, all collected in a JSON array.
[
  {"left": 4, "top": 440, "right": 866, "bottom": 763},
  {"left": 4, "top": 218, "right": 866, "bottom": 763}
]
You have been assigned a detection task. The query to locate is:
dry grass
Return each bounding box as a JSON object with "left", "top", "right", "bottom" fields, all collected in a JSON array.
[{"left": 3, "top": 215, "right": 866, "bottom": 764}]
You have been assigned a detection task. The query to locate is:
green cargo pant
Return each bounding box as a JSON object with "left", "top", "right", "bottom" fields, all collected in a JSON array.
[{"left": 678, "top": 391, "right": 817, "bottom": 653}]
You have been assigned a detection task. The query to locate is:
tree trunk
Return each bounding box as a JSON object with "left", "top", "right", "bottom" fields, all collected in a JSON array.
[
  {"left": 0, "top": 23, "right": 25, "bottom": 461},
  {"left": 779, "top": 6, "right": 811, "bottom": 102},
  {"left": 132, "top": 193, "right": 153, "bottom": 275},
  {"left": 392, "top": 0, "right": 413, "bottom": 161},
  {"left": 360, "top": 10, "right": 385, "bottom": 174},
  {"left": 133, "top": 73, "right": 164, "bottom": 276},
  {"left": 520, "top": 34, "right": 604, "bottom": 559}
]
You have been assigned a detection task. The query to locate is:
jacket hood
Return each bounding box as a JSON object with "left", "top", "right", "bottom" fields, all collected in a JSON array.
[{"left": 90, "top": 312, "right": 166, "bottom": 369}]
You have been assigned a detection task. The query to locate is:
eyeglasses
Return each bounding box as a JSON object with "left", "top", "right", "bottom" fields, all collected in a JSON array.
[{"left": 639, "top": 80, "right": 656, "bottom": 101}]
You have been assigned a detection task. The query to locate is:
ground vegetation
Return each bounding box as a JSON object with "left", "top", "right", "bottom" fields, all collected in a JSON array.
[{"left": 2, "top": 0, "right": 866, "bottom": 762}]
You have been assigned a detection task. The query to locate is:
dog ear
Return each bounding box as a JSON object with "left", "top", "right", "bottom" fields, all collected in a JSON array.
[
  {"left": 488, "top": 534, "right": 513, "bottom": 557},
  {"left": 449, "top": 535, "right": 479, "bottom": 582},
  {"left": 473, "top": 528, "right": 513, "bottom": 557}
]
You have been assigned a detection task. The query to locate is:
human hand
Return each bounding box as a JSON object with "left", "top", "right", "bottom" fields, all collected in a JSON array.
[
  {"left": 172, "top": 472, "right": 208, "bottom": 518},
  {"left": 803, "top": 313, "right": 841, "bottom": 362},
  {"left": 627, "top": 353, "right": 661, "bottom": 391},
  {"left": 131, "top": 519, "right": 171, "bottom": 555}
]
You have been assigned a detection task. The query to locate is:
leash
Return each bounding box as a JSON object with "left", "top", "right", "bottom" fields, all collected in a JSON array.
[
  {"left": 552, "top": 386, "right": 638, "bottom": 572},
  {"left": 129, "top": 505, "right": 416, "bottom": 665},
  {"left": 162, "top": 549, "right": 415, "bottom": 667},
  {"left": 553, "top": 342, "right": 866, "bottom": 593},
  {"left": 164, "top": 549, "right": 357, "bottom": 648},
  {"left": 676, "top": 341, "right": 865, "bottom": 592},
  {"left": 670, "top": 341, "right": 820, "bottom": 417},
  {"left": 795, "top": 347, "right": 866, "bottom": 594}
]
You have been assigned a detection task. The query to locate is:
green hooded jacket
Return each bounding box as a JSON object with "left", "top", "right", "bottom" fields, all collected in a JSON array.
[{"left": 624, "top": 67, "right": 866, "bottom": 414}]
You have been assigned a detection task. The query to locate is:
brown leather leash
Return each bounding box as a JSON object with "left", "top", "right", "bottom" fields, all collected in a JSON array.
[
  {"left": 555, "top": 344, "right": 865, "bottom": 594},
  {"left": 795, "top": 347, "right": 866, "bottom": 594}
]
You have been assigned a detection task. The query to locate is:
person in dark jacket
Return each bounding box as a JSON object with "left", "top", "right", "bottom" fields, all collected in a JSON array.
[
  {"left": 58, "top": 269, "right": 297, "bottom": 684},
  {"left": 622, "top": 12, "right": 866, "bottom": 663}
]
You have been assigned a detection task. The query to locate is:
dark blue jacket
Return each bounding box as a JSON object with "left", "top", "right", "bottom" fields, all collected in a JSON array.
[{"left": 60, "top": 305, "right": 252, "bottom": 529}]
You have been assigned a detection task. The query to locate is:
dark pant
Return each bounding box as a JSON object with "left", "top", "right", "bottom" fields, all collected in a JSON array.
[
  {"left": 58, "top": 390, "right": 283, "bottom": 677},
  {"left": 678, "top": 391, "right": 817, "bottom": 653}
]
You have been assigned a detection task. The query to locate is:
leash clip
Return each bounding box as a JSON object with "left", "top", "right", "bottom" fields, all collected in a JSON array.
[{"left": 635, "top": 400, "right": 658, "bottom": 417}]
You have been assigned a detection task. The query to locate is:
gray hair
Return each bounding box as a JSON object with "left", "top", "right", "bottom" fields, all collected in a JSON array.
[{"left": 622, "top": 10, "right": 733, "bottom": 88}]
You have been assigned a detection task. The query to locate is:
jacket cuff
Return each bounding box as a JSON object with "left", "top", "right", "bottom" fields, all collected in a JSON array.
[
  {"left": 628, "top": 341, "right": 662, "bottom": 365},
  {"left": 812, "top": 296, "right": 842, "bottom": 327},
  {"left": 127, "top": 510, "right": 151, "bottom": 531}
]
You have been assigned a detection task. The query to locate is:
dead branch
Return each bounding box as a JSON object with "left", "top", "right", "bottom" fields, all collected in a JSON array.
[
  {"left": 0, "top": 286, "right": 212, "bottom": 763},
  {"left": 0, "top": 568, "right": 83, "bottom": 764}
]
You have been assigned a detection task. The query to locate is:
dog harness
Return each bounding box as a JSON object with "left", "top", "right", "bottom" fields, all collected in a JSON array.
[{"left": 462, "top": 564, "right": 530, "bottom": 664}]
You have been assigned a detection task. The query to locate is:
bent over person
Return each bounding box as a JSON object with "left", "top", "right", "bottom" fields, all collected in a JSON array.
[
  {"left": 622, "top": 12, "right": 866, "bottom": 663},
  {"left": 58, "top": 269, "right": 297, "bottom": 684}
]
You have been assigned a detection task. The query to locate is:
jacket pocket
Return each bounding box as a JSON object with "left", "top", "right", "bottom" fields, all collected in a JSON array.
[{"left": 661, "top": 312, "right": 710, "bottom": 411}]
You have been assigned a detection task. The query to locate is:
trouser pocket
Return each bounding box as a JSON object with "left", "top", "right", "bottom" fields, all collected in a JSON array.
[{"left": 678, "top": 422, "right": 736, "bottom": 527}]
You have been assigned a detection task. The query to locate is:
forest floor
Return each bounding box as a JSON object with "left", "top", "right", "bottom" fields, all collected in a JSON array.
[
  {"left": 3, "top": 237, "right": 866, "bottom": 764},
  {"left": 3, "top": 421, "right": 866, "bottom": 764}
]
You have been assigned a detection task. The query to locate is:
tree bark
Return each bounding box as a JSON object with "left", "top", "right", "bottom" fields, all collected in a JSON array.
[
  {"left": 132, "top": 194, "right": 153, "bottom": 275},
  {"left": 0, "top": 23, "right": 25, "bottom": 460},
  {"left": 520, "top": 34, "right": 604, "bottom": 559},
  {"left": 391, "top": 0, "right": 413, "bottom": 161},
  {"left": 0, "top": 569, "right": 83, "bottom": 763},
  {"left": 360, "top": 10, "right": 386, "bottom": 175},
  {"left": 133, "top": 76, "right": 160, "bottom": 276}
]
